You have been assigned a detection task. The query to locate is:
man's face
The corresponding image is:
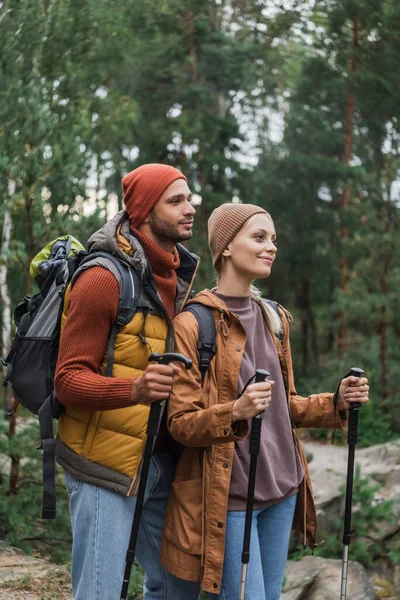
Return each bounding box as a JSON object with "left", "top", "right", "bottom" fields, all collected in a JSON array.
[{"left": 146, "top": 179, "right": 196, "bottom": 244}]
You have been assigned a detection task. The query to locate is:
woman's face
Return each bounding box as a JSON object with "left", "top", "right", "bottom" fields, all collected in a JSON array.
[{"left": 222, "top": 213, "right": 277, "bottom": 281}]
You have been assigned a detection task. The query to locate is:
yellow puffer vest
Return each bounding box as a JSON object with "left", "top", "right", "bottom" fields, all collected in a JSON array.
[
  {"left": 57, "top": 298, "right": 168, "bottom": 495},
  {"left": 55, "top": 211, "right": 199, "bottom": 495}
]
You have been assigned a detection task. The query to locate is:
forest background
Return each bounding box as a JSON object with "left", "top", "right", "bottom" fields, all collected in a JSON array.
[{"left": 1, "top": 0, "right": 400, "bottom": 598}]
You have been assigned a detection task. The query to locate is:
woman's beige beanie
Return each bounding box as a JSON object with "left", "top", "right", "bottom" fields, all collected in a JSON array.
[{"left": 208, "top": 203, "right": 270, "bottom": 269}]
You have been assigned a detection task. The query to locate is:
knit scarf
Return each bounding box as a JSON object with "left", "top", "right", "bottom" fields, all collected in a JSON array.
[{"left": 132, "top": 228, "right": 180, "bottom": 319}]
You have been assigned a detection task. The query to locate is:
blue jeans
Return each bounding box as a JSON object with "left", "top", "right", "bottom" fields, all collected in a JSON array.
[
  {"left": 210, "top": 494, "right": 297, "bottom": 600},
  {"left": 64, "top": 452, "right": 201, "bottom": 600}
]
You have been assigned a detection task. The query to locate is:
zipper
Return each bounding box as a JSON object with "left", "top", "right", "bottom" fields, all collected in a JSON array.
[
  {"left": 143, "top": 280, "right": 175, "bottom": 351},
  {"left": 128, "top": 454, "right": 144, "bottom": 496},
  {"left": 127, "top": 266, "right": 137, "bottom": 301},
  {"left": 178, "top": 258, "right": 200, "bottom": 312}
]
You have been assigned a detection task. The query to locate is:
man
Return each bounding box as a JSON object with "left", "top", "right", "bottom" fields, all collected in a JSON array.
[{"left": 54, "top": 164, "right": 201, "bottom": 600}]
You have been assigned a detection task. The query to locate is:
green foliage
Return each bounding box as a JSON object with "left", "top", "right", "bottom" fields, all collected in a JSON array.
[
  {"left": 295, "top": 333, "right": 400, "bottom": 446},
  {"left": 0, "top": 415, "right": 71, "bottom": 565},
  {"left": 289, "top": 466, "right": 398, "bottom": 572},
  {"left": 312, "top": 466, "right": 396, "bottom": 569}
]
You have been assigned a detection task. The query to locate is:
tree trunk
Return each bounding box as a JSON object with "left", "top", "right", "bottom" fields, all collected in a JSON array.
[
  {"left": 299, "top": 276, "right": 318, "bottom": 374},
  {"left": 1, "top": 208, "right": 12, "bottom": 361},
  {"left": 337, "top": 14, "right": 359, "bottom": 357},
  {"left": 379, "top": 299, "right": 388, "bottom": 404},
  {"left": 308, "top": 302, "right": 319, "bottom": 365},
  {"left": 301, "top": 307, "right": 309, "bottom": 375},
  {"left": 8, "top": 409, "right": 20, "bottom": 495},
  {"left": 378, "top": 185, "right": 392, "bottom": 407},
  {"left": 1, "top": 181, "right": 20, "bottom": 495},
  {"left": 1, "top": 203, "right": 13, "bottom": 421},
  {"left": 24, "top": 192, "right": 35, "bottom": 296}
]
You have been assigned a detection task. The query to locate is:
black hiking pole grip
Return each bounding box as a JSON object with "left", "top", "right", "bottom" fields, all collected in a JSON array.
[
  {"left": 146, "top": 354, "right": 192, "bottom": 438},
  {"left": 239, "top": 369, "right": 270, "bottom": 600},
  {"left": 120, "top": 352, "right": 192, "bottom": 600},
  {"left": 340, "top": 367, "right": 364, "bottom": 600}
]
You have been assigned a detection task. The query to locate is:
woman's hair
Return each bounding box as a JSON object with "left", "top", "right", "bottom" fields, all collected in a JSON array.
[{"left": 251, "top": 285, "right": 282, "bottom": 338}]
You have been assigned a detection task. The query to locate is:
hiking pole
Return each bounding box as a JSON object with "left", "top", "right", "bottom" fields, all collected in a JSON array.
[
  {"left": 340, "top": 366, "right": 364, "bottom": 600},
  {"left": 239, "top": 368, "right": 270, "bottom": 600},
  {"left": 120, "top": 352, "right": 192, "bottom": 600}
]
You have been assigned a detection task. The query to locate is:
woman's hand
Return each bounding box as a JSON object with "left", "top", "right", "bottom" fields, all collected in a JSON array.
[
  {"left": 232, "top": 379, "right": 275, "bottom": 422},
  {"left": 337, "top": 375, "right": 369, "bottom": 411}
]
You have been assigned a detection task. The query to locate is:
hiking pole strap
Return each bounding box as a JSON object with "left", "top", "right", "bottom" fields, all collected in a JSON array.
[{"left": 38, "top": 394, "right": 57, "bottom": 520}]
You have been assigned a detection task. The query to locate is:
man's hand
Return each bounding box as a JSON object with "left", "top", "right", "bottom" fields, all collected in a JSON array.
[
  {"left": 337, "top": 375, "right": 369, "bottom": 411},
  {"left": 130, "top": 363, "right": 180, "bottom": 406}
]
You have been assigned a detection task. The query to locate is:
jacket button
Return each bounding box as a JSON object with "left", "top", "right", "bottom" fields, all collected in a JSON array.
[
  {"left": 235, "top": 346, "right": 241, "bottom": 352},
  {"left": 213, "top": 583, "right": 218, "bottom": 589},
  {"left": 218, "top": 522, "right": 223, "bottom": 528},
  {"left": 223, "top": 462, "right": 228, "bottom": 468}
]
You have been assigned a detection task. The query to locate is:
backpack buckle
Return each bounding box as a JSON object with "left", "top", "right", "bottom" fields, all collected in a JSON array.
[
  {"left": 197, "top": 341, "right": 216, "bottom": 353},
  {"left": 199, "top": 357, "right": 211, "bottom": 371},
  {"left": 116, "top": 315, "right": 128, "bottom": 327}
]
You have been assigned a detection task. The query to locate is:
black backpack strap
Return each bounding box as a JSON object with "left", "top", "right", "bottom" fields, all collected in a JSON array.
[
  {"left": 73, "top": 251, "right": 152, "bottom": 377},
  {"left": 263, "top": 299, "right": 283, "bottom": 345},
  {"left": 183, "top": 303, "right": 216, "bottom": 383},
  {"left": 93, "top": 254, "right": 151, "bottom": 377},
  {"left": 38, "top": 392, "right": 63, "bottom": 519}
]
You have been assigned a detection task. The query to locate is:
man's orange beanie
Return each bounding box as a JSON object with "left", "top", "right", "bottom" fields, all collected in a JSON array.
[{"left": 122, "top": 164, "right": 187, "bottom": 227}]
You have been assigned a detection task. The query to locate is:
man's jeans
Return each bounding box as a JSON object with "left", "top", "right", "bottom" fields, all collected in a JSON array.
[
  {"left": 64, "top": 452, "right": 201, "bottom": 600},
  {"left": 210, "top": 494, "right": 297, "bottom": 600}
]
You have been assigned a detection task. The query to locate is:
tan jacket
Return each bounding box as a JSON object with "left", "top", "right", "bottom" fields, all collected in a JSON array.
[{"left": 160, "top": 290, "right": 346, "bottom": 594}]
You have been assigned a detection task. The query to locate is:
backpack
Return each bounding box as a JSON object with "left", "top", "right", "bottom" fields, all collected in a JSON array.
[
  {"left": 2, "top": 235, "right": 148, "bottom": 519},
  {"left": 184, "top": 299, "right": 283, "bottom": 383}
]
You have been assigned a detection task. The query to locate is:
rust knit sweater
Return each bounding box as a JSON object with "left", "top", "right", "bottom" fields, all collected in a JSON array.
[
  {"left": 55, "top": 234, "right": 179, "bottom": 410},
  {"left": 132, "top": 228, "right": 180, "bottom": 319}
]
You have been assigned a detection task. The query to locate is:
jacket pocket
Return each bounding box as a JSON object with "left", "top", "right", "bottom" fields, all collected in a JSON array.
[
  {"left": 164, "top": 478, "right": 203, "bottom": 555},
  {"left": 81, "top": 410, "right": 102, "bottom": 457}
]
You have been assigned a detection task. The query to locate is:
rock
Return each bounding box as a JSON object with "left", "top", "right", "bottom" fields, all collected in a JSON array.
[
  {"left": 282, "top": 556, "right": 375, "bottom": 600},
  {"left": 302, "top": 439, "right": 400, "bottom": 537},
  {"left": 0, "top": 541, "right": 71, "bottom": 600}
]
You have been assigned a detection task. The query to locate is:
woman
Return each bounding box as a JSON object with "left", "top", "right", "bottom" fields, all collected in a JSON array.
[{"left": 160, "top": 203, "right": 369, "bottom": 600}]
